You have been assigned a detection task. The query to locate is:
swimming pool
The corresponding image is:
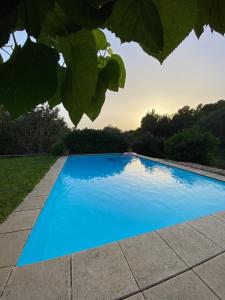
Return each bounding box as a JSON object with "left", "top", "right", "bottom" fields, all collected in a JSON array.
[{"left": 17, "top": 154, "right": 225, "bottom": 266}]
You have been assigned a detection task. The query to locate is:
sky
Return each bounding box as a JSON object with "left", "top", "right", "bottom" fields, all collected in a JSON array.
[{"left": 2, "top": 28, "right": 225, "bottom": 130}]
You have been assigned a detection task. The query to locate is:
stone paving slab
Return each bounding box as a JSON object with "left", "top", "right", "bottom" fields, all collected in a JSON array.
[
  {"left": 0, "top": 267, "right": 12, "bottom": 296},
  {"left": 126, "top": 293, "right": 145, "bottom": 300},
  {"left": 72, "top": 243, "right": 139, "bottom": 300},
  {"left": 0, "top": 230, "right": 30, "bottom": 267},
  {"left": 33, "top": 180, "right": 56, "bottom": 191},
  {"left": 194, "top": 253, "right": 225, "bottom": 299},
  {"left": 143, "top": 270, "right": 219, "bottom": 300},
  {"left": 28, "top": 187, "right": 51, "bottom": 197},
  {"left": 0, "top": 210, "right": 40, "bottom": 233},
  {"left": 1, "top": 256, "right": 70, "bottom": 300},
  {"left": 214, "top": 210, "right": 225, "bottom": 223},
  {"left": 138, "top": 154, "right": 225, "bottom": 182},
  {"left": 15, "top": 195, "right": 47, "bottom": 211},
  {"left": 119, "top": 232, "right": 187, "bottom": 290},
  {"left": 157, "top": 223, "right": 223, "bottom": 267},
  {"left": 189, "top": 216, "right": 225, "bottom": 249}
]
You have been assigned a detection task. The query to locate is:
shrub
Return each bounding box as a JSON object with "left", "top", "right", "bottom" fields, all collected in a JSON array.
[
  {"left": 0, "top": 105, "right": 70, "bottom": 155},
  {"left": 65, "top": 128, "right": 128, "bottom": 154},
  {"left": 164, "top": 127, "right": 219, "bottom": 164},
  {"left": 51, "top": 139, "right": 67, "bottom": 156},
  {"left": 132, "top": 133, "right": 165, "bottom": 158}
]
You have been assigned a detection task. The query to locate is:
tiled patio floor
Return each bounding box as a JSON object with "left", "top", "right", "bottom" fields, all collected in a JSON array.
[{"left": 1, "top": 156, "right": 225, "bottom": 299}]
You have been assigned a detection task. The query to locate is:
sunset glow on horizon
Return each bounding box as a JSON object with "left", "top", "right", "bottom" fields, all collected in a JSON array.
[{"left": 72, "top": 27, "right": 225, "bottom": 130}]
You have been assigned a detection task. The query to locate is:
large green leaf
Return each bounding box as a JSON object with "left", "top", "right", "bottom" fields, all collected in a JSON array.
[
  {"left": 195, "top": 0, "right": 225, "bottom": 38},
  {"left": 107, "top": 0, "right": 163, "bottom": 54},
  {"left": 143, "top": 0, "right": 197, "bottom": 63},
  {"left": 0, "top": 0, "right": 19, "bottom": 47},
  {"left": 62, "top": 68, "right": 83, "bottom": 125},
  {"left": 86, "top": 56, "right": 123, "bottom": 121},
  {"left": 92, "top": 29, "right": 108, "bottom": 50},
  {"left": 0, "top": 39, "right": 59, "bottom": 117},
  {"left": 101, "top": 59, "right": 120, "bottom": 91},
  {"left": 86, "top": 0, "right": 114, "bottom": 9},
  {"left": 111, "top": 54, "right": 126, "bottom": 88},
  {"left": 58, "top": 29, "right": 98, "bottom": 124},
  {"left": 57, "top": 0, "right": 114, "bottom": 29},
  {"left": 40, "top": 2, "right": 81, "bottom": 41},
  {"left": 17, "top": 0, "right": 54, "bottom": 38},
  {"left": 85, "top": 70, "right": 108, "bottom": 121},
  {"left": 48, "top": 65, "right": 66, "bottom": 108}
]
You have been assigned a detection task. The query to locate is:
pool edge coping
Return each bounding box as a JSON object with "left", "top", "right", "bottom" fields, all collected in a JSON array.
[{"left": 1, "top": 154, "right": 225, "bottom": 299}]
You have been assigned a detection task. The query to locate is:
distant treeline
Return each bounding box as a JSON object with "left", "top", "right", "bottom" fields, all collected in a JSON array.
[{"left": 1, "top": 100, "right": 225, "bottom": 168}]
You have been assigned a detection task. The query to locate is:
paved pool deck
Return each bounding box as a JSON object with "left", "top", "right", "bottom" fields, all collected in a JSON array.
[{"left": 1, "top": 155, "right": 225, "bottom": 299}]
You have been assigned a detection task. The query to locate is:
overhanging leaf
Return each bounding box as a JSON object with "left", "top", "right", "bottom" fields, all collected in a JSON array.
[
  {"left": 48, "top": 65, "right": 66, "bottom": 108},
  {"left": 0, "top": 39, "right": 59, "bottom": 117},
  {"left": 86, "top": 56, "right": 123, "bottom": 121},
  {"left": 106, "top": 0, "right": 163, "bottom": 54},
  {"left": 62, "top": 68, "right": 83, "bottom": 125},
  {"left": 40, "top": 2, "right": 81, "bottom": 41},
  {"left": 0, "top": 0, "right": 19, "bottom": 47},
  {"left": 195, "top": 0, "right": 225, "bottom": 37},
  {"left": 85, "top": 70, "right": 108, "bottom": 121},
  {"left": 111, "top": 54, "right": 126, "bottom": 88},
  {"left": 17, "top": 0, "right": 54, "bottom": 38},
  {"left": 86, "top": 0, "right": 114, "bottom": 9},
  {"left": 92, "top": 29, "right": 108, "bottom": 50},
  {"left": 144, "top": 0, "right": 197, "bottom": 63},
  {"left": 57, "top": 0, "right": 114, "bottom": 29},
  {"left": 58, "top": 29, "right": 98, "bottom": 125}
]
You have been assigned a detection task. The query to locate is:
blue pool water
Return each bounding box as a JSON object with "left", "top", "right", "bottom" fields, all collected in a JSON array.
[{"left": 17, "top": 154, "right": 225, "bottom": 266}]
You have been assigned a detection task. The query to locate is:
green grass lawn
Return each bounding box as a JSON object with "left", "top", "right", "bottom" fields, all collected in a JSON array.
[{"left": 0, "top": 155, "right": 57, "bottom": 223}]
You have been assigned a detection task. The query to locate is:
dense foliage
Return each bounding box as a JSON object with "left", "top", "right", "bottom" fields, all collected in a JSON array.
[
  {"left": 65, "top": 126, "right": 128, "bottom": 154},
  {"left": 1, "top": 99, "right": 225, "bottom": 168},
  {"left": 1, "top": 1, "right": 225, "bottom": 125},
  {"left": 130, "top": 100, "right": 225, "bottom": 167},
  {"left": 164, "top": 127, "right": 219, "bottom": 164},
  {"left": 0, "top": 105, "right": 69, "bottom": 155}
]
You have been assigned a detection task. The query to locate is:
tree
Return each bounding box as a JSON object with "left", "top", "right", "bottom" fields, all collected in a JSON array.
[
  {"left": 0, "top": 1, "right": 225, "bottom": 125},
  {"left": 164, "top": 127, "right": 219, "bottom": 164},
  {"left": 0, "top": 105, "right": 69, "bottom": 155},
  {"left": 132, "top": 132, "right": 164, "bottom": 158},
  {"left": 170, "top": 105, "right": 197, "bottom": 134},
  {"left": 140, "top": 110, "right": 172, "bottom": 137},
  {"left": 198, "top": 106, "right": 225, "bottom": 147},
  {"left": 65, "top": 128, "right": 128, "bottom": 154}
]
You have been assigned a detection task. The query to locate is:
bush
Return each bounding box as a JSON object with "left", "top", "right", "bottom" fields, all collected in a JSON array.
[
  {"left": 51, "top": 138, "right": 67, "bottom": 155},
  {"left": 65, "top": 128, "right": 128, "bottom": 154},
  {"left": 164, "top": 127, "right": 219, "bottom": 164},
  {"left": 0, "top": 105, "right": 70, "bottom": 155},
  {"left": 132, "top": 133, "right": 165, "bottom": 158}
]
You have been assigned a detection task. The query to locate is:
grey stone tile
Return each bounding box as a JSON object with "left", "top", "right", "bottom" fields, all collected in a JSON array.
[
  {"left": 157, "top": 223, "right": 222, "bottom": 267},
  {"left": 143, "top": 270, "right": 218, "bottom": 300},
  {"left": 214, "top": 210, "right": 225, "bottom": 223},
  {"left": 0, "top": 230, "right": 30, "bottom": 267},
  {"left": 72, "top": 243, "right": 139, "bottom": 300},
  {"left": 119, "top": 232, "right": 187, "bottom": 289},
  {"left": 28, "top": 188, "right": 50, "bottom": 197},
  {"left": 15, "top": 195, "right": 47, "bottom": 211},
  {"left": 195, "top": 253, "right": 225, "bottom": 299},
  {"left": 42, "top": 172, "right": 58, "bottom": 181},
  {"left": 0, "top": 267, "right": 13, "bottom": 296},
  {"left": 189, "top": 216, "right": 225, "bottom": 249},
  {"left": 34, "top": 179, "right": 55, "bottom": 191},
  {"left": 126, "top": 293, "right": 145, "bottom": 300},
  {"left": 2, "top": 256, "right": 70, "bottom": 300},
  {"left": 0, "top": 210, "right": 40, "bottom": 233}
]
